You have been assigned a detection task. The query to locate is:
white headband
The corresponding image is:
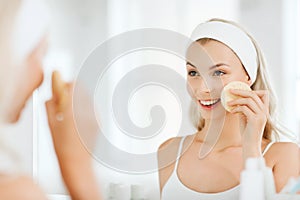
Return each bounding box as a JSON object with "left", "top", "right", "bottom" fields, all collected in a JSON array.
[
  {"left": 191, "top": 21, "right": 258, "bottom": 85},
  {"left": 13, "top": 0, "right": 49, "bottom": 62}
]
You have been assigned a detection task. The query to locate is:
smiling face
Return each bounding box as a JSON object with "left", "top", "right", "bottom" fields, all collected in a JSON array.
[{"left": 186, "top": 39, "right": 251, "bottom": 119}]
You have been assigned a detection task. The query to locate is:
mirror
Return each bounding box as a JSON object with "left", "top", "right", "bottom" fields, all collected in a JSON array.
[{"left": 27, "top": 0, "right": 300, "bottom": 199}]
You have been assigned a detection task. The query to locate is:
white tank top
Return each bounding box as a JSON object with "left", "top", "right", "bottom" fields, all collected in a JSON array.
[{"left": 161, "top": 136, "right": 274, "bottom": 200}]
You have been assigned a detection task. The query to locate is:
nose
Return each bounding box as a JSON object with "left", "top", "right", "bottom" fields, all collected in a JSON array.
[{"left": 194, "top": 78, "right": 210, "bottom": 97}]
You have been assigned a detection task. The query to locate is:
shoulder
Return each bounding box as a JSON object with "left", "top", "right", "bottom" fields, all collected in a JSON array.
[
  {"left": 265, "top": 141, "right": 299, "bottom": 164},
  {"left": 158, "top": 134, "right": 195, "bottom": 150},
  {"left": 157, "top": 136, "right": 183, "bottom": 167},
  {"left": 268, "top": 142, "right": 299, "bottom": 158},
  {"left": 264, "top": 142, "right": 299, "bottom": 191},
  {"left": 157, "top": 136, "right": 187, "bottom": 192},
  {"left": 158, "top": 136, "right": 182, "bottom": 151},
  {"left": 157, "top": 135, "right": 193, "bottom": 160},
  {"left": 274, "top": 142, "right": 299, "bottom": 166},
  {"left": 0, "top": 175, "right": 47, "bottom": 200}
]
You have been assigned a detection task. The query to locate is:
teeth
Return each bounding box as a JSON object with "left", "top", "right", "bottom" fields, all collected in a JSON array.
[{"left": 200, "top": 99, "right": 219, "bottom": 106}]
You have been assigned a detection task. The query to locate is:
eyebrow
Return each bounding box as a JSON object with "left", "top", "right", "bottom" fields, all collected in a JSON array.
[{"left": 186, "top": 62, "right": 230, "bottom": 70}]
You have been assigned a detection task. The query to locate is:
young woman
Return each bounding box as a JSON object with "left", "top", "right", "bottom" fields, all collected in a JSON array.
[
  {"left": 158, "top": 18, "right": 299, "bottom": 199},
  {"left": 0, "top": 0, "right": 102, "bottom": 199}
]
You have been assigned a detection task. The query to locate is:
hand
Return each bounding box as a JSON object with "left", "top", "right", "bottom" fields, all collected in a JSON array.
[
  {"left": 45, "top": 71, "right": 81, "bottom": 162},
  {"left": 45, "top": 71, "right": 102, "bottom": 200},
  {"left": 227, "top": 89, "right": 269, "bottom": 157}
]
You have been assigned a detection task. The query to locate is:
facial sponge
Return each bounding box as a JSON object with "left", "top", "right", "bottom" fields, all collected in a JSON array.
[{"left": 221, "top": 81, "right": 251, "bottom": 112}]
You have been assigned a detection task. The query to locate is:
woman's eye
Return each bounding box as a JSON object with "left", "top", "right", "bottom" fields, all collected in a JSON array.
[
  {"left": 188, "top": 70, "right": 199, "bottom": 77},
  {"left": 213, "top": 70, "right": 225, "bottom": 76}
]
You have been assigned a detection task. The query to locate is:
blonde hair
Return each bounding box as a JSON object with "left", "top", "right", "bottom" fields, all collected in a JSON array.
[
  {"left": 0, "top": 0, "right": 21, "bottom": 122},
  {"left": 190, "top": 18, "right": 293, "bottom": 141}
]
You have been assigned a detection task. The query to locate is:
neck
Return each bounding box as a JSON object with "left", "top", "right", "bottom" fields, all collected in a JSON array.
[{"left": 195, "top": 113, "right": 243, "bottom": 151}]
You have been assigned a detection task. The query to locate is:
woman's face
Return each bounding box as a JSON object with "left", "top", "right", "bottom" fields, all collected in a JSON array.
[
  {"left": 186, "top": 39, "right": 251, "bottom": 120},
  {"left": 5, "top": 38, "right": 46, "bottom": 123}
]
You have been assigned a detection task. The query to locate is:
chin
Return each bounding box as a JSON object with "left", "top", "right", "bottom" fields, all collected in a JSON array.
[
  {"left": 5, "top": 109, "right": 22, "bottom": 124},
  {"left": 6, "top": 114, "right": 21, "bottom": 124}
]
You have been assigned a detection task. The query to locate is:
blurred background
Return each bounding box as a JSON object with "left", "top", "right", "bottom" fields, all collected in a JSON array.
[{"left": 8, "top": 0, "right": 300, "bottom": 199}]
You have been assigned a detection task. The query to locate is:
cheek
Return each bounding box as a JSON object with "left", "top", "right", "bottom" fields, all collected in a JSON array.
[
  {"left": 186, "top": 82, "right": 193, "bottom": 98},
  {"left": 203, "top": 76, "right": 224, "bottom": 94},
  {"left": 216, "top": 86, "right": 223, "bottom": 96},
  {"left": 20, "top": 57, "right": 44, "bottom": 101},
  {"left": 186, "top": 78, "right": 197, "bottom": 98},
  {"left": 29, "top": 50, "right": 44, "bottom": 84},
  {"left": 227, "top": 69, "right": 249, "bottom": 83},
  {"left": 27, "top": 62, "right": 44, "bottom": 93}
]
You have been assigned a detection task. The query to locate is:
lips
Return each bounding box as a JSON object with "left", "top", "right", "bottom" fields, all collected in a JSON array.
[{"left": 198, "top": 98, "right": 221, "bottom": 109}]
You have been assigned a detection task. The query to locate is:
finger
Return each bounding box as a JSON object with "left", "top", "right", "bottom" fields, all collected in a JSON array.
[
  {"left": 227, "top": 97, "right": 261, "bottom": 114},
  {"left": 52, "top": 71, "right": 62, "bottom": 100},
  {"left": 52, "top": 71, "right": 67, "bottom": 110},
  {"left": 231, "top": 105, "right": 254, "bottom": 119},
  {"left": 254, "top": 90, "right": 269, "bottom": 110},
  {"left": 52, "top": 71, "right": 65, "bottom": 101},
  {"left": 230, "top": 89, "right": 265, "bottom": 111},
  {"left": 255, "top": 90, "right": 270, "bottom": 120}
]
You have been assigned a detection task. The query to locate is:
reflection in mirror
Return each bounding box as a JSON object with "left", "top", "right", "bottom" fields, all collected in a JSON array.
[{"left": 28, "top": 0, "right": 300, "bottom": 199}]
